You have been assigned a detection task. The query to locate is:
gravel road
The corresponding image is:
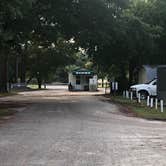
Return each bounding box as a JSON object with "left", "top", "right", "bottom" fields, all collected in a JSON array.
[{"left": 0, "top": 86, "right": 166, "bottom": 166}]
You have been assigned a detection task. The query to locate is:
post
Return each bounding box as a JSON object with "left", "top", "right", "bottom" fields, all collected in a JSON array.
[
  {"left": 155, "top": 98, "right": 158, "bottom": 110},
  {"left": 147, "top": 96, "right": 150, "bottom": 106},
  {"left": 160, "top": 100, "right": 164, "bottom": 113},
  {"left": 150, "top": 98, "right": 154, "bottom": 108},
  {"left": 130, "top": 91, "right": 133, "bottom": 100},
  {"left": 115, "top": 82, "right": 118, "bottom": 91},
  {"left": 44, "top": 83, "right": 46, "bottom": 89},
  {"left": 111, "top": 82, "right": 115, "bottom": 96},
  {"left": 126, "top": 90, "right": 129, "bottom": 99},
  {"left": 138, "top": 93, "right": 141, "bottom": 103},
  {"left": 112, "top": 82, "right": 115, "bottom": 92},
  {"left": 123, "top": 91, "right": 125, "bottom": 98}
]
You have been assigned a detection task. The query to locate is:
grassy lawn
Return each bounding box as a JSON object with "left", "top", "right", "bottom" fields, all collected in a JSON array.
[
  {"left": 27, "top": 84, "right": 46, "bottom": 90},
  {"left": 0, "top": 92, "right": 17, "bottom": 97},
  {"left": 0, "top": 109, "right": 16, "bottom": 118},
  {"left": 27, "top": 84, "right": 39, "bottom": 89},
  {"left": 110, "top": 96, "right": 166, "bottom": 120}
]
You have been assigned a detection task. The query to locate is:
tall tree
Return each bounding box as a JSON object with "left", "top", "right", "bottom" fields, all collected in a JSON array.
[{"left": 0, "top": 0, "right": 34, "bottom": 92}]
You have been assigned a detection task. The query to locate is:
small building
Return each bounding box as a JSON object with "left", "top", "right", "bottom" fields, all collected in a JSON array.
[
  {"left": 157, "top": 65, "right": 166, "bottom": 101},
  {"left": 138, "top": 65, "right": 157, "bottom": 83},
  {"left": 68, "top": 68, "right": 97, "bottom": 91}
]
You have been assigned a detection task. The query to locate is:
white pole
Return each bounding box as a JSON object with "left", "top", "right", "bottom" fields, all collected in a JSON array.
[
  {"left": 115, "top": 82, "right": 118, "bottom": 91},
  {"left": 147, "top": 96, "right": 150, "bottom": 107},
  {"left": 112, "top": 82, "right": 115, "bottom": 91},
  {"left": 126, "top": 91, "right": 129, "bottom": 99},
  {"left": 123, "top": 91, "right": 125, "bottom": 98},
  {"left": 138, "top": 93, "right": 141, "bottom": 103},
  {"left": 125, "top": 90, "right": 127, "bottom": 98},
  {"left": 150, "top": 98, "right": 154, "bottom": 108},
  {"left": 130, "top": 91, "right": 133, "bottom": 100},
  {"left": 155, "top": 98, "right": 158, "bottom": 110},
  {"left": 160, "top": 100, "right": 164, "bottom": 113}
]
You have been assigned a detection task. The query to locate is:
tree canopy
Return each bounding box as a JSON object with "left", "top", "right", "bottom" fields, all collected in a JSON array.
[{"left": 0, "top": 0, "right": 166, "bottom": 92}]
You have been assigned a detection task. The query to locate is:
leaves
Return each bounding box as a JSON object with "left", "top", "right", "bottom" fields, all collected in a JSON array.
[{"left": 1, "top": 0, "right": 166, "bottom": 90}]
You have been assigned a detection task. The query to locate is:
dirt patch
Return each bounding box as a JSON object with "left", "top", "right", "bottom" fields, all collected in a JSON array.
[
  {"left": 117, "top": 104, "right": 137, "bottom": 117},
  {"left": 102, "top": 94, "right": 138, "bottom": 117},
  {"left": 0, "top": 101, "right": 27, "bottom": 109},
  {"left": 0, "top": 101, "right": 28, "bottom": 124}
]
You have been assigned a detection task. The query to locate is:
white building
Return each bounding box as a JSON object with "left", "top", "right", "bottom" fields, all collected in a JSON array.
[
  {"left": 138, "top": 65, "right": 157, "bottom": 83},
  {"left": 68, "top": 68, "right": 97, "bottom": 91}
]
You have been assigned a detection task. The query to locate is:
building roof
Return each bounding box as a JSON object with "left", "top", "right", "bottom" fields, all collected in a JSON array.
[{"left": 72, "top": 68, "right": 94, "bottom": 75}]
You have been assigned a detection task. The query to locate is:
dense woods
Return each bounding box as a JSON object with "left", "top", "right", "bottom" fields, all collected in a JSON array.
[{"left": 0, "top": 0, "right": 166, "bottom": 92}]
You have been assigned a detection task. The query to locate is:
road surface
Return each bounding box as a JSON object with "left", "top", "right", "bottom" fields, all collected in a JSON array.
[{"left": 0, "top": 86, "right": 166, "bottom": 166}]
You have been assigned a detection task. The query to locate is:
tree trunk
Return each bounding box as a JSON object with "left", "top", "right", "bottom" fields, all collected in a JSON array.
[
  {"left": 20, "top": 54, "right": 26, "bottom": 83},
  {"left": 102, "top": 78, "right": 104, "bottom": 88},
  {"left": 38, "top": 81, "right": 42, "bottom": 89},
  {"left": 14, "top": 57, "right": 19, "bottom": 83},
  {"left": 129, "top": 62, "right": 134, "bottom": 86},
  {"left": 26, "top": 76, "right": 33, "bottom": 84},
  {"left": 0, "top": 53, "right": 8, "bottom": 93},
  {"left": 117, "top": 64, "right": 128, "bottom": 92},
  {"left": 37, "top": 74, "right": 42, "bottom": 89}
]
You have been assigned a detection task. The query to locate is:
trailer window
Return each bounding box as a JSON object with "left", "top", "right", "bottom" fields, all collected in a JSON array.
[{"left": 76, "top": 76, "right": 80, "bottom": 85}]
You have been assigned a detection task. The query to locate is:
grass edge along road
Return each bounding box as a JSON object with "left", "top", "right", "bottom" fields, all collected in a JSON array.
[
  {"left": 0, "top": 109, "right": 16, "bottom": 117},
  {"left": 0, "top": 109, "right": 16, "bottom": 123},
  {"left": 108, "top": 95, "right": 166, "bottom": 121}
]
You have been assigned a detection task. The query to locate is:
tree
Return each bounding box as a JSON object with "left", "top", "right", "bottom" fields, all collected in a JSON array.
[
  {"left": 26, "top": 37, "right": 75, "bottom": 89},
  {"left": 1, "top": 0, "right": 166, "bottom": 93},
  {"left": 0, "top": 0, "right": 34, "bottom": 92},
  {"left": 91, "top": 0, "right": 161, "bottom": 89}
]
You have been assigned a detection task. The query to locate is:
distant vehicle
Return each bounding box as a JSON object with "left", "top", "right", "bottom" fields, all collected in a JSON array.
[
  {"left": 130, "top": 79, "right": 157, "bottom": 100},
  {"left": 11, "top": 83, "right": 27, "bottom": 89}
]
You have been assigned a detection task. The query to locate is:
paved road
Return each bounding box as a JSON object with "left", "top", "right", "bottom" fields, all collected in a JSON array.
[{"left": 1, "top": 87, "right": 166, "bottom": 166}]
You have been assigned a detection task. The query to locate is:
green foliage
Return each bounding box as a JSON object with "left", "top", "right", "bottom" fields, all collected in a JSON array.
[
  {"left": 1, "top": 0, "right": 166, "bottom": 91},
  {"left": 26, "top": 37, "right": 75, "bottom": 82},
  {"left": 112, "top": 96, "right": 166, "bottom": 120}
]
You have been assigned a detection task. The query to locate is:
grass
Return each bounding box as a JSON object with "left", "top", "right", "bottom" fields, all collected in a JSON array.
[
  {"left": 0, "top": 92, "right": 17, "bottom": 97},
  {"left": 98, "top": 84, "right": 110, "bottom": 88},
  {"left": 0, "top": 109, "right": 15, "bottom": 118},
  {"left": 134, "top": 107, "right": 166, "bottom": 120},
  {"left": 27, "top": 84, "right": 39, "bottom": 89},
  {"left": 110, "top": 95, "right": 166, "bottom": 120},
  {"left": 27, "top": 84, "right": 46, "bottom": 90}
]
